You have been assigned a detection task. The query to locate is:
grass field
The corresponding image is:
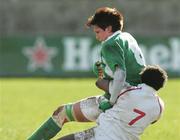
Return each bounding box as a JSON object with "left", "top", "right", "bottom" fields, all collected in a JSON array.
[{"left": 0, "top": 78, "right": 180, "bottom": 140}]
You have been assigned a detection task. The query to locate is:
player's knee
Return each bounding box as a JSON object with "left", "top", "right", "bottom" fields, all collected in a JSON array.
[
  {"left": 52, "top": 104, "right": 75, "bottom": 126},
  {"left": 52, "top": 105, "right": 67, "bottom": 126},
  {"left": 53, "top": 106, "right": 64, "bottom": 116}
]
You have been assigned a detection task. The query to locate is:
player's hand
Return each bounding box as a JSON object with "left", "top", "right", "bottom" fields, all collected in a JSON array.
[
  {"left": 98, "top": 96, "right": 113, "bottom": 112},
  {"left": 95, "top": 61, "right": 103, "bottom": 79}
]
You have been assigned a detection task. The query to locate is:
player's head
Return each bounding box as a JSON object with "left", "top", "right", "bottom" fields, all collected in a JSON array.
[
  {"left": 86, "top": 7, "right": 124, "bottom": 41},
  {"left": 140, "top": 65, "right": 168, "bottom": 91}
]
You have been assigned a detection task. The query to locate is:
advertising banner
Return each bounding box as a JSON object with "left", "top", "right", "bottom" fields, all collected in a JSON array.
[{"left": 0, "top": 36, "right": 180, "bottom": 77}]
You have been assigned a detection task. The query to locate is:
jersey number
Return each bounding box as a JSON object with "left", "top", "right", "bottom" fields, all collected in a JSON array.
[{"left": 128, "top": 109, "right": 146, "bottom": 126}]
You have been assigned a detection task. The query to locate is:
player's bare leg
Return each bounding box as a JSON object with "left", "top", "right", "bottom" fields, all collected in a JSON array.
[
  {"left": 27, "top": 63, "right": 112, "bottom": 140},
  {"left": 27, "top": 79, "right": 111, "bottom": 140},
  {"left": 27, "top": 96, "right": 102, "bottom": 140},
  {"left": 52, "top": 96, "right": 102, "bottom": 126}
]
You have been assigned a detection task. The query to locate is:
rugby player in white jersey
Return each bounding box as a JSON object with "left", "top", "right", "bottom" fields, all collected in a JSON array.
[
  {"left": 58, "top": 65, "right": 168, "bottom": 140},
  {"left": 28, "top": 7, "right": 146, "bottom": 140}
]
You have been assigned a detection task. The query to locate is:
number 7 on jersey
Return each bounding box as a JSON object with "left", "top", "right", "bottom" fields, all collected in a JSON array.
[{"left": 128, "top": 109, "right": 146, "bottom": 126}]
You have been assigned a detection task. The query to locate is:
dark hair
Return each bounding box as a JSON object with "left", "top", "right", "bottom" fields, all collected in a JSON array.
[
  {"left": 140, "top": 65, "right": 168, "bottom": 91},
  {"left": 86, "top": 7, "right": 124, "bottom": 32}
]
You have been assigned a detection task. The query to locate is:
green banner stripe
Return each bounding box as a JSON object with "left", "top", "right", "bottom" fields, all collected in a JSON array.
[{"left": 65, "top": 104, "right": 75, "bottom": 121}]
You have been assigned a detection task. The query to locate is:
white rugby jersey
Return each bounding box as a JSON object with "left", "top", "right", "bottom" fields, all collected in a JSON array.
[{"left": 94, "top": 83, "right": 164, "bottom": 140}]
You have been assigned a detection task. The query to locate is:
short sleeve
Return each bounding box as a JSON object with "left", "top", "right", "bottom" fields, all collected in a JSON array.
[{"left": 101, "top": 43, "right": 125, "bottom": 72}]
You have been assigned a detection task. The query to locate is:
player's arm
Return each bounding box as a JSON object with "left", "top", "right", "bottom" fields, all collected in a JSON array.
[
  {"left": 95, "top": 61, "right": 110, "bottom": 92},
  {"left": 96, "top": 78, "right": 109, "bottom": 92},
  {"left": 109, "top": 66, "right": 126, "bottom": 104},
  {"left": 95, "top": 42, "right": 126, "bottom": 108},
  {"left": 96, "top": 65, "right": 126, "bottom": 104},
  {"left": 101, "top": 44, "right": 126, "bottom": 104}
]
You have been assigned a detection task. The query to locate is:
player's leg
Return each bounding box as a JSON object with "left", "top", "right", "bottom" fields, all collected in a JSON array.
[
  {"left": 27, "top": 116, "right": 61, "bottom": 140},
  {"left": 27, "top": 96, "right": 102, "bottom": 140},
  {"left": 57, "top": 126, "right": 110, "bottom": 140},
  {"left": 58, "top": 128, "right": 95, "bottom": 140},
  {"left": 52, "top": 96, "right": 102, "bottom": 127}
]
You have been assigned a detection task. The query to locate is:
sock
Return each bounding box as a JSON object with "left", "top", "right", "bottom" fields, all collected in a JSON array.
[{"left": 27, "top": 117, "right": 61, "bottom": 140}]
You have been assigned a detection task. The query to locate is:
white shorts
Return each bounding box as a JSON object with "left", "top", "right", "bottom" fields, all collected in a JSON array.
[{"left": 80, "top": 96, "right": 102, "bottom": 121}]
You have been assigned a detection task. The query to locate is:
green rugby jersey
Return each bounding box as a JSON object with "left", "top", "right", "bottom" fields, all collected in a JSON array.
[{"left": 94, "top": 31, "right": 145, "bottom": 86}]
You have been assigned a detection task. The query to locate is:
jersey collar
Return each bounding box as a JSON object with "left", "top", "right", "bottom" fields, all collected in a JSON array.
[
  {"left": 103, "top": 30, "right": 121, "bottom": 43},
  {"left": 138, "top": 83, "right": 157, "bottom": 94}
]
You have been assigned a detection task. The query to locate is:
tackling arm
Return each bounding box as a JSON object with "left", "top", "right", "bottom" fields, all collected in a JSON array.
[
  {"left": 95, "top": 78, "right": 109, "bottom": 92},
  {"left": 95, "top": 61, "right": 110, "bottom": 92},
  {"left": 109, "top": 66, "right": 126, "bottom": 104},
  {"left": 96, "top": 66, "right": 126, "bottom": 104}
]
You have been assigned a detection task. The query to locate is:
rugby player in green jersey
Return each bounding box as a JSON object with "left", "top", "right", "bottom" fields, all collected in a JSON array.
[{"left": 28, "top": 7, "right": 146, "bottom": 140}]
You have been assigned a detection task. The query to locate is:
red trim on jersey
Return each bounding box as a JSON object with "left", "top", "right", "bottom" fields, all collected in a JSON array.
[
  {"left": 157, "top": 97, "right": 163, "bottom": 119},
  {"left": 151, "top": 96, "right": 163, "bottom": 124},
  {"left": 117, "top": 87, "right": 142, "bottom": 98}
]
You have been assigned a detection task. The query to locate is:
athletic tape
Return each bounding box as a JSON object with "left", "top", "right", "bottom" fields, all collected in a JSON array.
[{"left": 65, "top": 104, "right": 75, "bottom": 121}]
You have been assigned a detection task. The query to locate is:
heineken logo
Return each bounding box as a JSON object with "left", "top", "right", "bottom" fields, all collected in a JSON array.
[
  {"left": 19, "top": 36, "right": 180, "bottom": 75},
  {"left": 22, "top": 37, "right": 58, "bottom": 72}
]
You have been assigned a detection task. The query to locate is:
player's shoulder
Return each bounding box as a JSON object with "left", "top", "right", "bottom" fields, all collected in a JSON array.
[
  {"left": 103, "top": 31, "right": 121, "bottom": 45},
  {"left": 137, "top": 83, "right": 156, "bottom": 93},
  {"left": 125, "top": 84, "right": 154, "bottom": 97},
  {"left": 120, "top": 32, "right": 137, "bottom": 43}
]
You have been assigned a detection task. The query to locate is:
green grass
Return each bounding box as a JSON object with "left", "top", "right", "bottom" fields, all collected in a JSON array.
[{"left": 0, "top": 78, "right": 180, "bottom": 140}]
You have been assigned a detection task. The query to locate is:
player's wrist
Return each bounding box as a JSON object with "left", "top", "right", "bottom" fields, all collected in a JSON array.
[{"left": 98, "top": 96, "right": 112, "bottom": 112}]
